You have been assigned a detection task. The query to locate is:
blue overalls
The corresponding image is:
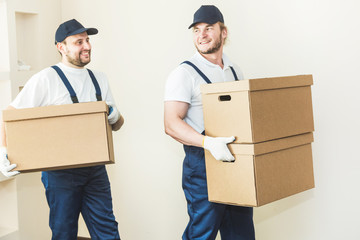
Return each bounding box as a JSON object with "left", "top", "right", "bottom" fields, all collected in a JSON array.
[
  {"left": 41, "top": 66, "right": 120, "bottom": 240},
  {"left": 181, "top": 61, "right": 255, "bottom": 240}
]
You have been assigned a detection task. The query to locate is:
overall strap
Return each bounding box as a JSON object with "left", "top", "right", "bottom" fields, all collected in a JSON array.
[
  {"left": 51, "top": 65, "right": 79, "bottom": 103},
  {"left": 182, "top": 61, "right": 240, "bottom": 83},
  {"left": 182, "top": 61, "right": 212, "bottom": 84},
  {"left": 51, "top": 66, "right": 103, "bottom": 103},
  {"left": 87, "top": 69, "right": 102, "bottom": 101},
  {"left": 229, "top": 66, "right": 239, "bottom": 81}
]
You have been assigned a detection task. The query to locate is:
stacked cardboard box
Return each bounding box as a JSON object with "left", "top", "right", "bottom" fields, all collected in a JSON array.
[
  {"left": 200, "top": 75, "right": 315, "bottom": 207},
  {"left": 2, "top": 101, "right": 114, "bottom": 172}
]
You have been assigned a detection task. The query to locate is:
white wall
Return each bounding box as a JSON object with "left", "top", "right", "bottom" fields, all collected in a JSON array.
[
  {"left": 3, "top": 0, "right": 360, "bottom": 239},
  {"left": 1, "top": 0, "right": 61, "bottom": 239}
]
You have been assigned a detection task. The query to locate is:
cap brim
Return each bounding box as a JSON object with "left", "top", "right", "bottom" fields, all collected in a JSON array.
[
  {"left": 86, "top": 28, "right": 98, "bottom": 35},
  {"left": 188, "top": 22, "right": 198, "bottom": 29}
]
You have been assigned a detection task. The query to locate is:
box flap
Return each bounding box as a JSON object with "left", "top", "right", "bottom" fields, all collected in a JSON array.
[
  {"left": 200, "top": 75, "right": 313, "bottom": 95},
  {"left": 228, "top": 132, "right": 314, "bottom": 155},
  {"left": 3, "top": 101, "right": 108, "bottom": 122}
]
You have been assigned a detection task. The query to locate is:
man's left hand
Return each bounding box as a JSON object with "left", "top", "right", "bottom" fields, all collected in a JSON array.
[
  {"left": 107, "top": 105, "right": 120, "bottom": 125},
  {"left": 0, "top": 147, "right": 20, "bottom": 178}
]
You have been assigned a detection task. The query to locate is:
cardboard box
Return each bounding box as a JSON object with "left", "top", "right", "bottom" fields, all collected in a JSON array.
[
  {"left": 205, "top": 133, "right": 315, "bottom": 207},
  {"left": 201, "top": 75, "right": 314, "bottom": 143},
  {"left": 2, "top": 101, "right": 114, "bottom": 172}
]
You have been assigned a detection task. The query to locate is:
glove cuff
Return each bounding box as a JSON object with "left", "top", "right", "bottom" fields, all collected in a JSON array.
[
  {"left": 108, "top": 109, "right": 120, "bottom": 125},
  {"left": 203, "top": 136, "right": 214, "bottom": 150}
]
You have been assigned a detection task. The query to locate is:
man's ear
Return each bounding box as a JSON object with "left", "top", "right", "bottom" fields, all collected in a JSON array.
[
  {"left": 221, "top": 27, "right": 228, "bottom": 39},
  {"left": 56, "top": 42, "right": 65, "bottom": 55}
]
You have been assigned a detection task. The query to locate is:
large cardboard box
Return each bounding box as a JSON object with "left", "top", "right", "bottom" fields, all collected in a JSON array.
[
  {"left": 205, "top": 133, "right": 315, "bottom": 207},
  {"left": 2, "top": 101, "right": 114, "bottom": 172},
  {"left": 201, "top": 75, "right": 314, "bottom": 143}
]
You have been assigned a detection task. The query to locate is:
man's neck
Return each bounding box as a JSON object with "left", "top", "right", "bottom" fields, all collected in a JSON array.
[
  {"left": 61, "top": 59, "right": 84, "bottom": 69},
  {"left": 199, "top": 49, "right": 224, "bottom": 69}
]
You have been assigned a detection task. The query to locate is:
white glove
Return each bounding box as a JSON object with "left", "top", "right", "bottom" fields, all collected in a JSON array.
[
  {"left": 107, "top": 104, "right": 120, "bottom": 125},
  {"left": 203, "top": 136, "right": 235, "bottom": 161},
  {"left": 0, "top": 147, "right": 20, "bottom": 177}
]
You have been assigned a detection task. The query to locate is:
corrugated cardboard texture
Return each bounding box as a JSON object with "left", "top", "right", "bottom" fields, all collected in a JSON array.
[
  {"left": 201, "top": 75, "right": 314, "bottom": 143},
  {"left": 205, "top": 133, "right": 315, "bottom": 207},
  {"left": 206, "top": 152, "right": 258, "bottom": 206},
  {"left": 3, "top": 102, "right": 114, "bottom": 172},
  {"left": 254, "top": 144, "right": 314, "bottom": 206}
]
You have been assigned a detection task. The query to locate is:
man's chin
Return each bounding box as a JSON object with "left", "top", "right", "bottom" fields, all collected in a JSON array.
[
  {"left": 80, "top": 59, "right": 91, "bottom": 66},
  {"left": 198, "top": 49, "right": 219, "bottom": 55}
]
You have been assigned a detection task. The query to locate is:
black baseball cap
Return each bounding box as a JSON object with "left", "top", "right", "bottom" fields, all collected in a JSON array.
[
  {"left": 55, "top": 19, "right": 98, "bottom": 44},
  {"left": 188, "top": 5, "right": 224, "bottom": 29}
]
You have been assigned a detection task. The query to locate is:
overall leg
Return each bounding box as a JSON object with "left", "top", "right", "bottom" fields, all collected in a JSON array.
[
  {"left": 182, "top": 145, "right": 226, "bottom": 240},
  {"left": 41, "top": 169, "right": 84, "bottom": 240},
  {"left": 81, "top": 165, "right": 120, "bottom": 240},
  {"left": 219, "top": 205, "right": 255, "bottom": 240}
]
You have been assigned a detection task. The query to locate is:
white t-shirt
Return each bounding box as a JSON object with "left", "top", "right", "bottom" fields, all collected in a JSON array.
[
  {"left": 164, "top": 52, "right": 243, "bottom": 133},
  {"left": 11, "top": 63, "right": 119, "bottom": 114}
]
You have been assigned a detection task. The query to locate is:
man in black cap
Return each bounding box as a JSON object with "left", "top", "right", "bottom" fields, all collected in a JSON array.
[
  {"left": 0, "top": 19, "right": 123, "bottom": 239},
  {"left": 164, "top": 5, "right": 255, "bottom": 240}
]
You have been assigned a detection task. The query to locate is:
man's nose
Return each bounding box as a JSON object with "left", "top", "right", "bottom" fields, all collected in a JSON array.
[
  {"left": 200, "top": 30, "right": 207, "bottom": 38},
  {"left": 83, "top": 42, "right": 91, "bottom": 49}
]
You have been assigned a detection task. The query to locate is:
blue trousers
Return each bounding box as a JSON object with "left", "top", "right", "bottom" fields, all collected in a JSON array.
[
  {"left": 41, "top": 165, "right": 120, "bottom": 240},
  {"left": 182, "top": 145, "right": 255, "bottom": 240}
]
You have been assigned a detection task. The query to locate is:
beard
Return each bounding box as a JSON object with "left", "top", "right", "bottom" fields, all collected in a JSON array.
[
  {"left": 65, "top": 51, "right": 91, "bottom": 67},
  {"left": 196, "top": 34, "right": 223, "bottom": 55}
]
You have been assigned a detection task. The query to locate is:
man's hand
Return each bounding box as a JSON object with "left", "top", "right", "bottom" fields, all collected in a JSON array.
[
  {"left": 107, "top": 105, "right": 120, "bottom": 125},
  {"left": 0, "top": 147, "right": 20, "bottom": 177},
  {"left": 203, "top": 136, "right": 235, "bottom": 161}
]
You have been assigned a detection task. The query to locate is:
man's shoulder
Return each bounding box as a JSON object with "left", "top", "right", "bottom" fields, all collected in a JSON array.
[
  {"left": 29, "top": 66, "right": 58, "bottom": 81},
  {"left": 169, "top": 62, "right": 197, "bottom": 81}
]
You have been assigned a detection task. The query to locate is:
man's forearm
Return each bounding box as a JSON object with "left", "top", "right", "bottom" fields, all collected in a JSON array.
[{"left": 165, "top": 116, "right": 204, "bottom": 147}]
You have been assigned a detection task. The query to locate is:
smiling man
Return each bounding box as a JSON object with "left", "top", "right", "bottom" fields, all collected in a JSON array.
[
  {"left": 164, "top": 5, "right": 255, "bottom": 240},
  {"left": 0, "top": 19, "right": 123, "bottom": 239}
]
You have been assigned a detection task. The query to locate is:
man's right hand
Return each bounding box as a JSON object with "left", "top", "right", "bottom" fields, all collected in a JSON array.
[
  {"left": 0, "top": 147, "right": 20, "bottom": 177},
  {"left": 203, "top": 136, "right": 235, "bottom": 162}
]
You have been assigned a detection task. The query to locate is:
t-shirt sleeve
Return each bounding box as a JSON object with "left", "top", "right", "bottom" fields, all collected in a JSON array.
[
  {"left": 10, "top": 72, "right": 48, "bottom": 109},
  {"left": 94, "top": 71, "right": 121, "bottom": 115},
  {"left": 164, "top": 66, "right": 193, "bottom": 103}
]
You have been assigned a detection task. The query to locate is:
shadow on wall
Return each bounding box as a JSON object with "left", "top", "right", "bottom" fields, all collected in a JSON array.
[{"left": 254, "top": 190, "right": 315, "bottom": 223}]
